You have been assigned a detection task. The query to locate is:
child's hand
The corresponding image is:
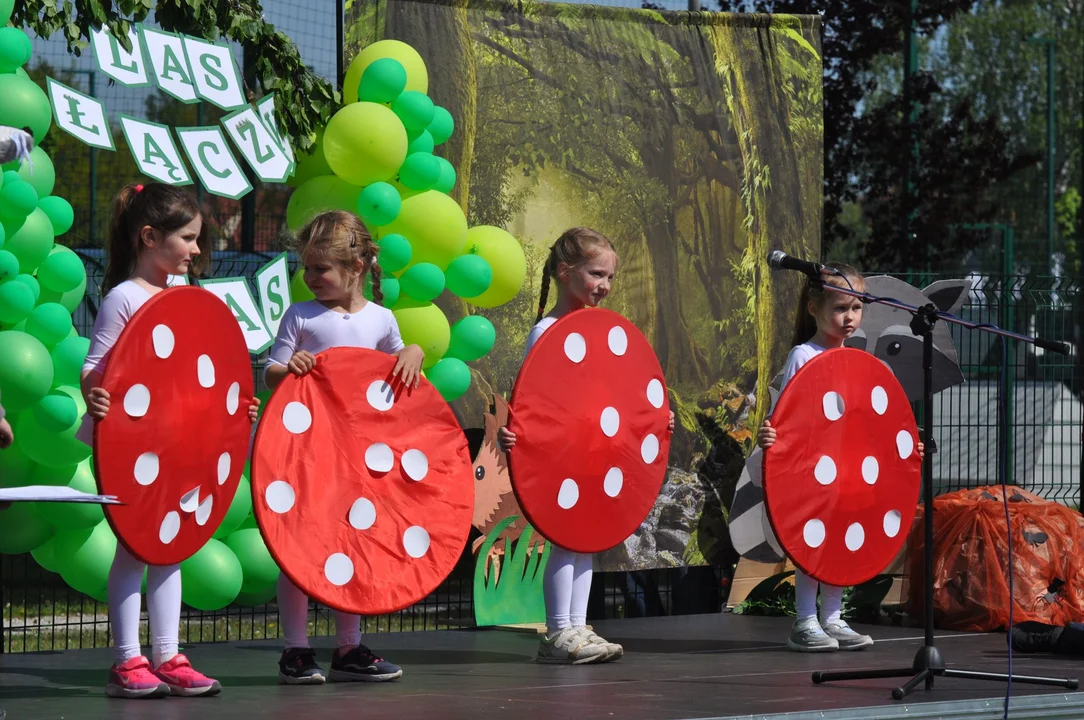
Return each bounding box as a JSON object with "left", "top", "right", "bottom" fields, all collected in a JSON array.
[
  {"left": 917, "top": 441, "right": 925, "bottom": 462},
  {"left": 0, "top": 417, "right": 12, "bottom": 449},
  {"left": 248, "top": 396, "right": 261, "bottom": 425},
  {"left": 667, "top": 410, "right": 675, "bottom": 433},
  {"left": 392, "top": 345, "right": 425, "bottom": 389},
  {"left": 757, "top": 419, "right": 776, "bottom": 449},
  {"left": 288, "top": 351, "right": 317, "bottom": 377},
  {"left": 497, "top": 426, "right": 516, "bottom": 452},
  {"left": 86, "top": 387, "right": 111, "bottom": 420}
]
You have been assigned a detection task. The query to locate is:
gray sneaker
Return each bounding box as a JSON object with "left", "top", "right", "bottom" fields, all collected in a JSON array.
[
  {"left": 787, "top": 617, "right": 839, "bottom": 652},
  {"left": 575, "top": 627, "right": 623, "bottom": 662},
  {"left": 823, "top": 621, "right": 874, "bottom": 651},
  {"left": 537, "top": 627, "right": 609, "bottom": 665}
]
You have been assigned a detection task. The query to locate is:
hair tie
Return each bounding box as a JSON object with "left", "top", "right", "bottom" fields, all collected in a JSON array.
[{"left": 134, "top": 184, "right": 144, "bottom": 193}]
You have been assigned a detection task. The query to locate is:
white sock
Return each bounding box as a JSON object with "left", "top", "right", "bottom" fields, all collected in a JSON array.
[
  {"left": 794, "top": 568, "right": 819, "bottom": 623},
  {"left": 544, "top": 545, "right": 577, "bottom": 635},
  {"left": 569, "top": 552, "right": 593, "bottom": 628},
  {"left": 820, "top": 584, "right": 844, "bottom": 626},
  {"left": 108, "top": 545, "right": 145, "bottom": 664},
  {"left": 277, "top": 574, "right": 312, "bottom": 649},
  {"left": 146, "top": 562, "right": 181, "bottom": 666}
]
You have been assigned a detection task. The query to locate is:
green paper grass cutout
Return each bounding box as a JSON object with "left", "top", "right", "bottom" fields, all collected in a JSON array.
[{"left": 473, "top": 514, "right": 549, "bottom": 627}]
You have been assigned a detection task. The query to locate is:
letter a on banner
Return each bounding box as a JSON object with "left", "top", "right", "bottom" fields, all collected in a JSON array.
[
  {"left": 222, "top": 106, "right": 292, "bottom": 183},
  {"left": 119, "top": 116, "right": 191, "bottom": 185},
  {"left": 176, "top": 126, "right": 252, "bottom": 199},
  {"left": 141, "top": 28, "right": 198, "bottom": 103},
  {"left": 90, "top": 25, "right": 150, "bottom": 87},
  {"left": 199, "top": 278, "right": 273, "bottom": 354},
  {"left": 46, "top": 78, "right": 115, "bottom": 150},
  {"left": 181, "top": 36, "right": 246, "bottom": 111}
]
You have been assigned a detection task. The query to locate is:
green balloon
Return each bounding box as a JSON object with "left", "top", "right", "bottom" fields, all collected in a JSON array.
[
  {"left": 180, "top": 538, "right": 243, "bottom": 610},
  {"left": 37, "top": 196, "right": 73, "bottom": 236},
  {"left": 290, "top": 267, "right": 315, "bottom": 302},
  {"left": 16, "top": 148, "right": 56, "bottom": 198},
  {"left": 358, "top": 58, "right": 407, "bottom": 104},
  {"left": 17, "top": 384, "right": 89, "bottom": 468},
  {"left": 0, "top": 176, "right": 38, "bottom": 221},
  {"left": 0, "top": 330, "right": 52, "bottom": 411},
  {"left": 433, "top": 156, "right": 457, "bottom": 194},
  {"left": 32, "top": 459, "right": 104, "bottom": 530},
  {"left": 426, "top": 357, "right": 472, "bottom": 402},
  {"left": 25, "top": 302, "right": 72, "bottom": 347},
  {"left": 0, "top": 249, "right": 19, "bottom": 282},
  {"left": 377, "top": 234, "right": 412, "bottom": 273},
  {"left": 31, "top": 534, "right": 61, "bottom": 573},
  {"left": 379, "top": 276, "right": 400, "bottom": 308},
  {"left": 5, "top": 208, "right": 53, "bottom": 273},
  {"left": 212, "top": 475, "right": 253, "bottom": 540},
  {"left": 32, "top": 389, "right": 78, "bottom": 432},
  {"left": 399, "top": 262, "right": 446, "bottom": 302},
  {"left": 54, "top": 521, "right": 116, "bottom": 598},
  {"left": 35, "top": 246, "right": 84, "bottom": 294},
  {"left": 398, "top": 153, "right": 441, "bottom": 191},
  {"left": 0, "top": 501, "right": 52, "bottom": 554},
  {"left": 0, "top": 0, "right": 14, "bottom": 24},
  {"left": 0, "top": 27, "right": 32, "bottom": 72},
  {"left": 0, "top": 440, "right": 35, "bottom": 488},
  {"left": 237, "top": 512, "right": 258, "bottom": 531},
  {"left": 428, "top": 106, "right": 455, "bottom": 145},
  {"left": 444, "top": 254, "right": 493, "bottom": 299},
  {"left": 407, "top": 129, "right": 435, "bottom": 156},
  {"left": 38, "top": 271, "right": 86, "bottom": 313},
  {"left": 0, "top": 278, "right": 33, "bottom": 326},
  {"left": 0, "top": 74, "right": 52, "bottom": 143},
  {"left": 234, "top": 585, "right": 278, "bottom": 606},
  {"left": 224, "top": 527, "right": 280, "bottom": 595},
  {"left": 391, "top": 91, "right": 436, "bottom": 132},
  {"left": 356, "top": 181, "right": 401, "bottom": 227},
  {"left": 14, "top": 273, "right": 39, "bottom": 302},
  {"left": 446, "top": 315, "right": 497, "bottom": 363}
]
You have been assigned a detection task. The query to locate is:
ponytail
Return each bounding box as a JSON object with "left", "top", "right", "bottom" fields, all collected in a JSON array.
[
  {"left": 102, "top": 184, "right": 143, "bottom": 295},
  {"left": 535, "top": 264, "right": 552, "bottom": 323}
]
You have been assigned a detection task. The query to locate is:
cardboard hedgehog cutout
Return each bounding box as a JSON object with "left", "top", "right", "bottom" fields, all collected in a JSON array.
[{"left": 729, "top": 277, "right": 970, "bottom": 564}]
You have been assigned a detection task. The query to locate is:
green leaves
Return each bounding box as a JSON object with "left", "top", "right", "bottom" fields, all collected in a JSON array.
[{"left": 17, "top": 0, "right": 338, "bottom": 152}]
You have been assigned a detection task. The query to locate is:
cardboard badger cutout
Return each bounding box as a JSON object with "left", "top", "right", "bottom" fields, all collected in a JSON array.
[{"left": 729, "top": 277, "right": 971, "bottom": 563}]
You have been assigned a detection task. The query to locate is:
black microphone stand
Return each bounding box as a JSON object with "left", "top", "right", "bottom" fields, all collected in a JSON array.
[{"left": 795, "top": 275, "right": 1078, "bottom": 699}]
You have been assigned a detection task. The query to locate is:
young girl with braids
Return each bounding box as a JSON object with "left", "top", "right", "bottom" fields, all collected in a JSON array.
[
  {"left": 498, "top": 227, "right": 674, "bottom": 664},
  {"left": 264, "top": 210, "right": 424, "bottom": 684}
]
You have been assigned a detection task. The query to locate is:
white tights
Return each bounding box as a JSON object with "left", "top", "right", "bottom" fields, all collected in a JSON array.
[
  {"left": 277, "top": 574, "right": 362, "bottom": 649},
  {"left": 795, "top": 568, "right": 843, "bottom": 625},
  {"left": 108, "top": 544, "right": 181, "bottom": 666},
  {"left": 543, "top": 546, "right": 593, "bottom": 634}
]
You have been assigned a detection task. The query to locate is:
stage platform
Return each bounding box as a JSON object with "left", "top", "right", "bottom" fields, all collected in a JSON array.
[{"left": 3, "top": 613, "right": 1083, "bottom": 720}]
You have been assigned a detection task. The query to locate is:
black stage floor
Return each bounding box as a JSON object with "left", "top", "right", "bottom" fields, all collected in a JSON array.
[{"left": 2, "top": 614, "right": 1083, "bottom": 720}]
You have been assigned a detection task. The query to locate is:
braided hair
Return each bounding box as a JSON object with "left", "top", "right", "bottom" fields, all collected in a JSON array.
[{"left": 535, "top": 227, "right": 616, "bottom": 322}]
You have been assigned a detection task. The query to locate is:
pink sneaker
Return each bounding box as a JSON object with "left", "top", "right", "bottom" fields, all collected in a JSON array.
[
  {"left": 105, "top": 656, "right": 170, "bottom": 699},
  {"left": 152, "top": 654, "right": 222, "bottom": 697}
]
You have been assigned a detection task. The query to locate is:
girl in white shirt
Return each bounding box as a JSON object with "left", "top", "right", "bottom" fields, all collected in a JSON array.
[
  {"left": 758, "top": 262, "right": 922, "bottom": 652},
  {"left": 264, "top": 210, "right": 424, "bottom": 685},
  {"left": 80, "top": 182, "right": 259, "bottom": 698},
  {"left": 499, "top": 227, "right": 674, "bottom": 664}
]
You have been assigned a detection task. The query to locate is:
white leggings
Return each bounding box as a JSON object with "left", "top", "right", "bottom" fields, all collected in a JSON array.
[
  {"left": 543, "top": 546, "right": 593, "bottom": 634},
  {"left": 108, "top": 544, "right": 181, "bottom": 666},
  {"left": 277, "top": 574, "right": 362, "bottom": 650},
  {"left": 795, "top": 568, "right": 843, "bottom": 625}
]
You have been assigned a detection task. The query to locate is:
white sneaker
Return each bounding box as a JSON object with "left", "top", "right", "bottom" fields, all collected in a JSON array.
[
  {"left": 574, "top": 627, "right": 623, "bottom": 662},
  {"left": 537, "top": 627, "right": 609, "bottom": 665},
  {"left": 823, "top": 620, "right": 874, "bottom": 651},
  {"left": 787, "top": 617, "right": 839, "bottom": 652}
]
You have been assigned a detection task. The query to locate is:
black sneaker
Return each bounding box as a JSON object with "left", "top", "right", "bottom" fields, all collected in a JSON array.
[
  {"left": 329, "top": 644, "right": 403, "bottom": 682},
  {"left": 278, "top": 647, "right": 326, "bottom": 685},
  {"left": 1011, "top": 621, "right": 1063, "bottom": 654}
]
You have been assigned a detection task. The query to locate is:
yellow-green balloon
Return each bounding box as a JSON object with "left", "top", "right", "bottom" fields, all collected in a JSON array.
[
  {"left": 285, "top": 175, "right": 363, "bottom": 230},
  {"left": 38, "top": 270, "right": 86, "bottom": 313},
  {"left": 16, "top": 147, "right": 55, "bottom": 197},
  {"left": 31, "top": 534, "right": 61, "bottom": 573},
  {"left": 343, "top": 39, "right": 428, "bottom": 105},
  {"left": 290, "top": 267, "right": 314, "bottom": 302},
  {"left": 32, "top": 458, "right": 104, "bottom": 529},
  {"left": 0, "top": 329, "right": 52, "bottom": 411},
  {"left": 16, "top": 384, "right": 90, "bottom": 468},
  {"left": 54, "top": 521, "right": 116, "bottom": 597},
  {"left": 393, "top": 298, "right": 450, "bottom": 369},
  {"left": 0, "top": 501, "right": 52, "bottom": 554},
  {"left": 382, "top": 191, "right": 467, "bottom": 271},
  {"left": 323, "top": 102, "right": 408, "bottom": 187},
  {"left": 180, "top": 538, "right": 243, "bottom": 610},
  {"left": 0, "top": 74, "right": 52, "bottom": 143},
  {"left": 462, "top": 226, "right": 527, "bottom": 308},
  {"left": 50, "top": 334, "right": 88, "bottom": 386},
  {"left": 0, "top": 0, "right": 15, "bottom": 25},
  {"left": 224, "top": 527, "right": 280, "bottom": 595},
  {"left": 286, "top": 130, "right": 335, "bottom": 188},
  {"left": 38, "top": 196, "right": 74, "bottom": 236}
]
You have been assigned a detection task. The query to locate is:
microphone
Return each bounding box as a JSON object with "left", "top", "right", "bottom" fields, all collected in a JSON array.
[{"left": 767, "top": 250, "right": 837, "bottom": 277}]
